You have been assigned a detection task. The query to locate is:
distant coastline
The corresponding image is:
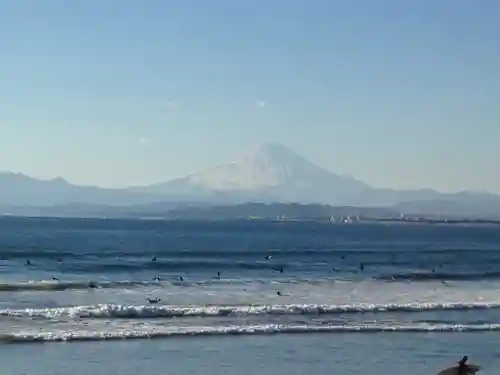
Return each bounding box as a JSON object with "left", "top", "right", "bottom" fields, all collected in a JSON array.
[
  {"left": 1, "top": 216, "right": 500, "bottom": 227},
  {"left": 1, "top": 202, "right": 500, "bottom": 225}
]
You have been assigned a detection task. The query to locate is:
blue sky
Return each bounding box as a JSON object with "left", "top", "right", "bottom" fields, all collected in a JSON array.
[{"left": 0, "top": 1, "right": 499, "bottom": 192}]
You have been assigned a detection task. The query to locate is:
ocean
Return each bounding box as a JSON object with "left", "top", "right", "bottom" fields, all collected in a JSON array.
[{"left": 0, "top": 217, "right": 499, "bottom": 375}]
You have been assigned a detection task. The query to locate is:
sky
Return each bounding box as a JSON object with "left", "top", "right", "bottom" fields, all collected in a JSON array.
[{"left": 0, "top": 0, "right": 499, "bottom": 192}]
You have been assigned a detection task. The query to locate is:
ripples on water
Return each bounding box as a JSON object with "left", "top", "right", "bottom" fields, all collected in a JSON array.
[{"left": 1, "top": 217, "right": 500, "bottom": 343}]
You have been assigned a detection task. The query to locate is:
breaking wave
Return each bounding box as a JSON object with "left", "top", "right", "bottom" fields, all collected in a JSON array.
[
  {"left": 2, "top": 323, "right": 500, "bottom": 343},
  {"left": 2, "top": 301, "right": 500, "bottom": 319}
]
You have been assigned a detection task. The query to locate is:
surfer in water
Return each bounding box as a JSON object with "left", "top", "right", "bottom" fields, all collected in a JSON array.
[{"left": 457, "top": 356, "right": 469, "bottom": 375}]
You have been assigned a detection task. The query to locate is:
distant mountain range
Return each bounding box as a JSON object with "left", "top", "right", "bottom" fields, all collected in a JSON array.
[
  {"left": 1, "top": 143, "right": 500, "bottom": 218},
  {"left": 0, "top": 173, "right": 165, "bottom": 206}
]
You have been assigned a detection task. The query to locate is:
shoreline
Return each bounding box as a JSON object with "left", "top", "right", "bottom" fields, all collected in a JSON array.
[{"left": 2, "top": 215, "right": 500, "bottom": 227}]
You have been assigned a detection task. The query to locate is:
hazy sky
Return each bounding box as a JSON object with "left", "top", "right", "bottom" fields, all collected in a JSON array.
[{"left": 0, "top": 1, "right": 499, "bottom": 192}]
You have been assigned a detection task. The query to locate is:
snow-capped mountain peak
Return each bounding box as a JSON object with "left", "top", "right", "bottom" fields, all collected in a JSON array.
[
  {"left": 184, "top": 143, "right": 326, "bottom": 191},
  {"left": 134, "top": 143, "right": 372, "bottom": 204}
]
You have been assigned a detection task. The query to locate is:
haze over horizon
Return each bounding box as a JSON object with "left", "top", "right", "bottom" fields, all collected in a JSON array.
[{"left": 1, "top": 1, "right": 499, "bottom": 193}]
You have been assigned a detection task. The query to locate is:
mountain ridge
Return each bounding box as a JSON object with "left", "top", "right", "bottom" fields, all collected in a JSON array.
[
  {"left": 129, "top": 143, "right": 376, "bottom": 204},
  {"left": 127, "top": 143, "right": 460, "bottom": 206},
  {"left": 1, "top": 143, "right": 500, "bottom": 218},
  {"left": 0, "top": 171, "right": 165, "bottom": 206}
]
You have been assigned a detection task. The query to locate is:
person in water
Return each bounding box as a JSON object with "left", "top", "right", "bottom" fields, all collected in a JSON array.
[{"left": 457, "top": 356, "right": 469, "bottom": 375}]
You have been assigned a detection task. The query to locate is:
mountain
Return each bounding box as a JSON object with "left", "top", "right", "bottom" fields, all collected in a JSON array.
[
  {"left": 130, "top": 143, "right": 375, "bottom": 205},
  {"left": 128, "top": 143, "right": 500, "bottom": 216},
  {"left": 2, "top": 143, "right": 500, "bottom": 219},
  {"left": 0, "top": 172, "right": 165, "bottom": 206},
  {"left": 129, "top": 143, "right": 447, "bottom": 206}
]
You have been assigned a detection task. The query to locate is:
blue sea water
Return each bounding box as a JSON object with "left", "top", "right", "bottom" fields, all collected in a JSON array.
[{"left": 1, "top": 217, "right": 500, "bottom": 375}]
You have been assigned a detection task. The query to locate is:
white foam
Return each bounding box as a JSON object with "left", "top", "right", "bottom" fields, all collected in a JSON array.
[
  {"left": 1, "top": 301, "right": 499, "bottom": 319},
  {"left": 2, "top": 322, "right": 500, "bottom": 343}
]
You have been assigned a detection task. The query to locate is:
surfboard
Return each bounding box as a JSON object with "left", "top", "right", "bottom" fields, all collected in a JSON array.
[{"left": 436, "top": 364, "right": 481, "bottom": 375}]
